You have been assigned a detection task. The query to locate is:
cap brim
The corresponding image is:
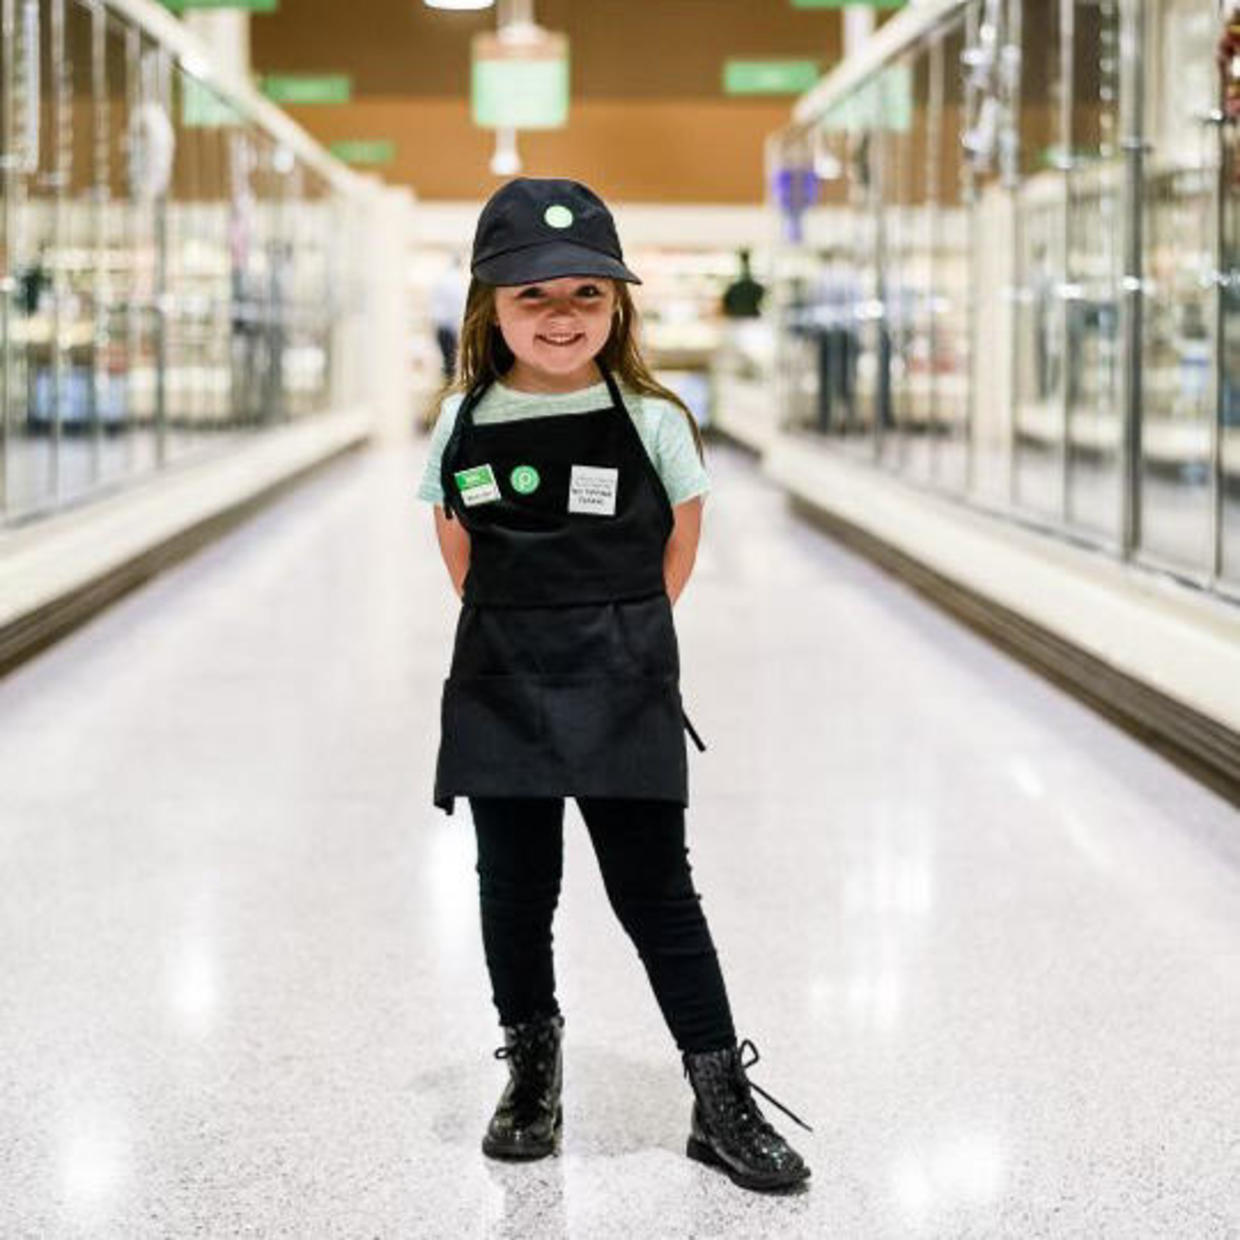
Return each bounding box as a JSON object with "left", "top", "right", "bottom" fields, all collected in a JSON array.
[{"left": 473, "top": 240, "right": 641, "bottom": 286}]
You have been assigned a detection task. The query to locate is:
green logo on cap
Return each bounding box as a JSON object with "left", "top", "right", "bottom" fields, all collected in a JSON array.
[
  {"left": 544, "top": 204, "right": 574, "bottom": 229},
  {"left": 510, "top": 464, "right": 541, "bottom": 494}
]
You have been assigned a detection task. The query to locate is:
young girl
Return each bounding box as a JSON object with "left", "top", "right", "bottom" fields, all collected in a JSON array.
[{"left": 416, "top": 177, "right": 811, "bottom": 1193}]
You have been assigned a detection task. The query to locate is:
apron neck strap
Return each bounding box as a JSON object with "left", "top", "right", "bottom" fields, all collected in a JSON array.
[
  {"left": 458, "top": 372, "right": 495, "bottom": 433},
  {"left": 595, "top": 358, "right": 627, "bottom": 414}
]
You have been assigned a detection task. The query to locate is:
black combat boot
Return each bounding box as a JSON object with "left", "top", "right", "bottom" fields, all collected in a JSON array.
[
  {"left": 681, "top": 1038, "right": 813, "bottom": 1192},
  {"left": 481, "top": 1012, "right": 564, "bottom": 1160}
]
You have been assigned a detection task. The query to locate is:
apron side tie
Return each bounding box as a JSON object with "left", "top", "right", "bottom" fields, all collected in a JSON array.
[{"left": 682, "top": 709, "right": 707, "bottom": 753}]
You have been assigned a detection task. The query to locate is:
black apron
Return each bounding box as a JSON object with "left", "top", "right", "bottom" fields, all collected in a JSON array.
[{"left": 433, "top": 360, "right": 705, "bottom": 816}]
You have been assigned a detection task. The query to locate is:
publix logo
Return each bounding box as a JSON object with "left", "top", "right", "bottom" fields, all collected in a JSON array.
[{"left": 510, "top": 464, "right": 541, "bottom": 494}]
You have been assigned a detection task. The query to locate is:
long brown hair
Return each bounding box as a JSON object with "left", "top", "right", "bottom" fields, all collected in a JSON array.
[{"left": 425, "top": 278, "right": 705, "bottom": 462}]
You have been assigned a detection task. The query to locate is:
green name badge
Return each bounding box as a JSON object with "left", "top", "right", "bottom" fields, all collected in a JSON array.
[{"left": 455, "top": 463, "right": 501, "bottom": 506}]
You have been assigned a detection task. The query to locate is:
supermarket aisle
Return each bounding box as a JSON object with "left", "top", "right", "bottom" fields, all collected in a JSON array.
[{"left": 1, "top": 432, "right": 1238, "bottom": 1239}]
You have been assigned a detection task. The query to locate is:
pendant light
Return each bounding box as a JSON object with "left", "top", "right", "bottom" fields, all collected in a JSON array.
[
  {"left": 479, "top": 0, "right": 547, "bottom": 174},
  {"left": 490, "top": 126, "right": 520, "bottom": 176}
]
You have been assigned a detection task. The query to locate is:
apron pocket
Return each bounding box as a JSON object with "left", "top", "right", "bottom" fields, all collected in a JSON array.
[
  {"left": 437, "top": 675, "right": 549, "bottom": 798},
  {"left": 540, "top": 673, "right": 686, "bottom": 796},
  {"left": 438, "top": 673, "right": 689, "bottom": 803}
]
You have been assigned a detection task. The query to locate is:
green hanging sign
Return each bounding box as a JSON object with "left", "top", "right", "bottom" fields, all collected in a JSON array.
[
  {"left": 471, "top": 28, "right": 569, "bottom": 130},
  {"left": 792, "top": 0, "right": 903, "bottom": 8},
  {"left": 262, "top": 75, "right": 351, "bottom": 105},
  {"left": 724, "top": 60, "right": 820, "bottom": 96}
]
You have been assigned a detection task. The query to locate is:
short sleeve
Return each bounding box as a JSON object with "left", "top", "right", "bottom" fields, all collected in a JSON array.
[
  {"left": 416, "top": 393, "right": 465, "bottom": 505},
  {"left": 651, "top": 398, "right": 710, "bottom": 506}
]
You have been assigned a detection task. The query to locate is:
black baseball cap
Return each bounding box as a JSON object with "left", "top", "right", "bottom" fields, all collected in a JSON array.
[{"left": 470, "top": 177, "right": 641, "bottom": 286}]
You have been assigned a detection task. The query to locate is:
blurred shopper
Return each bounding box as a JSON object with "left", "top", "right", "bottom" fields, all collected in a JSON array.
[
  {"left": 228, "top": 194, "right": 262, "bottom": 422},
  {"left": 18, "top": 242, "right": 51, "bottom": 317},
  {"left": 721, "top": 247, "right": 766, "bottom": 318},
  {"left": 813, "top": 251, "right": 860, "bottom": 432},
  {"left": 430, "top": 253, "right": 469, "bottom": 381},
  {"left": 415, "top": 178, "right": 812, "bottom": 1193},
  {"left": 261, "top": 238, "right": 291, "bottom": 423}
]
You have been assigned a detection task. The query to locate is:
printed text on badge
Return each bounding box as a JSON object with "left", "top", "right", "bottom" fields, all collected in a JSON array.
[{"left": 568, "top": 464, "right": 619, "bottom": 516}]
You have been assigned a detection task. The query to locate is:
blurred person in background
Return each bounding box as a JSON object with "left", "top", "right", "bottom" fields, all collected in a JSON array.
[
  {"left": 721, "top": 247, "right": 766, "bottom": 319},
  {"left": 431, "top": 252, "right": 469, "bottom": 382}
]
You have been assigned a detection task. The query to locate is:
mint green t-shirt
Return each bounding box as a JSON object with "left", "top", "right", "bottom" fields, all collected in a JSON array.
[{"left": 416, "top": 378, "right": 709, "bottom": 508}]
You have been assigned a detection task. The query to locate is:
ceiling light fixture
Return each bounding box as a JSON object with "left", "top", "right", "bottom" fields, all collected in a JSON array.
[{"left": 424, "top": 0, "right": 494, "bottom": 10}]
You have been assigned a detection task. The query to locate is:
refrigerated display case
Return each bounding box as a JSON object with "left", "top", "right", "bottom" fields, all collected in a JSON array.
[{"left": 768, "top": 0, "right": 1240, "bottom": 601}]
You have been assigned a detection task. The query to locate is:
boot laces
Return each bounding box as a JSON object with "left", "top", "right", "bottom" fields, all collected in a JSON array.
[
  {"left": 493, "top": 1023, "right": 558, "bottom": 1115},
  {"left": 733, "top": 1039, "right": 814, "bottom": 1135}
]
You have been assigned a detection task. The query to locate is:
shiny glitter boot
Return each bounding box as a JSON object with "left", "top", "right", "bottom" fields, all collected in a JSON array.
[
  {"left": 481, "top": 1012, "right": 564, "bottom": 1160},
  {"left": 681, "top": 1038, "right": 812, "bottom": 1191}
]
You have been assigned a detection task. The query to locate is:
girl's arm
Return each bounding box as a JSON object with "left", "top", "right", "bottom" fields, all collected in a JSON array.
[
  {"left": 433, "top": 505, "right": 471, "bottom": 598},
  {"left": 664, "top": 496, "right": 704, "bottom": 606}
]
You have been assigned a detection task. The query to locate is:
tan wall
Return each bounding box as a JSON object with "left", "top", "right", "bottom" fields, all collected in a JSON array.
[
  {"left": 251, "top": 0, "right": 854, "bottom": 202},
  {"left": 252, "top": 0, "right": 844, "bottom": 99},
  {"left": 283, "top": 97, "right": 792, "bottom": 203}
]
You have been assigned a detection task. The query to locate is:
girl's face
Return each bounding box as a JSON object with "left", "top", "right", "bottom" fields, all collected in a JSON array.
[{"left": 493, "top": 276, "right": 617, "bottom": 390}]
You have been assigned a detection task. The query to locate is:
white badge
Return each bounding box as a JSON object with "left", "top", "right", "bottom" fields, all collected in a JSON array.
[{"left": 568, "top": 464, "right": 619, "bottom": 516}]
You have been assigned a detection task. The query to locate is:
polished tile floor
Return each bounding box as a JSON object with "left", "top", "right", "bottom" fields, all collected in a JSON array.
[{"left": 1, "top": 434, "right": 1238, "bottom": 1238}]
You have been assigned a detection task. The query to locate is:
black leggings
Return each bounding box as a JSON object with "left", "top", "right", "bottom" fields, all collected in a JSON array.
[{"left": 470, "top": 796, "right": 736, "bottom": 1054}]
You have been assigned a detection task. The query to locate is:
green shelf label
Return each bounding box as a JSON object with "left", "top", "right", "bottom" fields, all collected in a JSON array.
[
  {"left": 162, "top": 0, "right": 278, "bottom": 12},
  {"left": 792, "top": 0, "right": 903, "bottom": 9},
  {"left": 262, "top": 75, "right": 351, "bottom": 105},
  {"left": 724, "top": 59, "right": 820, "bottom": 96},
  {"left": 329, "top": 139, "right": 395, "bottom": 166}
]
